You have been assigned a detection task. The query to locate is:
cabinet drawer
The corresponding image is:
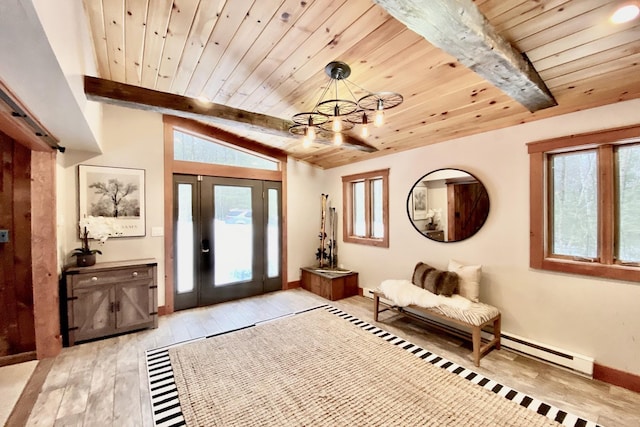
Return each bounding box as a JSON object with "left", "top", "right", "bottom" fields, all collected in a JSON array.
[{"left": 72, "top": 265, "right": 155, "bottom": 287}]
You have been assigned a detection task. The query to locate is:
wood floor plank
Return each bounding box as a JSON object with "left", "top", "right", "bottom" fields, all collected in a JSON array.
[
  {"left": 25, "top": 388, "right": 65, "bottom": 426},
  {"left": 82, "top": 340, "right": 117, "bottom": 426},
  {"left": 9, "top": 288, "right": 639, "bottom": 426}
]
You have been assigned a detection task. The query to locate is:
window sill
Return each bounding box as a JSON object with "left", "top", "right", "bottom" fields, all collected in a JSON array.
[
  {"left": 532, "top": 257, "right": 639, "bottom": 282},
  {"left": 344, "top": 235, "right": 388, "bottom": 248}
]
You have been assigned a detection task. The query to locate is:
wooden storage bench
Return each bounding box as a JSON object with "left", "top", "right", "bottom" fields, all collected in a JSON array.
[{"left": 373, "top": 291, "right": 501, "bottom": 366}]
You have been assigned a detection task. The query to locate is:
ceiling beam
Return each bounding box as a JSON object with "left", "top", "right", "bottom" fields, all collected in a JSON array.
[
  {"left": 84, "top": 76, "right": 377, "bottom": 152},
  {"left": 373, "top": 0, "right": 557, "bottom": 112}
]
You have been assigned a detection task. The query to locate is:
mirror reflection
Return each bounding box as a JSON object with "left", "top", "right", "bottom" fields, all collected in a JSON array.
[{"left": 407, "top": 168, "right": 490, "bottom": 242}]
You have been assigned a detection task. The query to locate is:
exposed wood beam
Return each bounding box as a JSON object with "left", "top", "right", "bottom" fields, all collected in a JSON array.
[
  {"left": 84, "top": 76, "right": 377, "bottom": 152},
  {"left": 373, "top": 0, "right": 557, "bottom": 112}
]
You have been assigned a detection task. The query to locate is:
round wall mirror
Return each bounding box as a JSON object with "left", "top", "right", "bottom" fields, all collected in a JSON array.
[{"left": 407, "top": 168, "right": 490, "bottom": 242}]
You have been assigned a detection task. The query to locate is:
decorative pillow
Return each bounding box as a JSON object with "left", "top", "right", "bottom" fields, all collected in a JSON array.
[
  {"left": 412, "top": 262, "right": 459, "bottom": 297},
  {"left": 412, "top": 262, "right": 432, "bottom": 289},
  {"left": 448, "top": 259, "right": 481, "bottom": 302}
]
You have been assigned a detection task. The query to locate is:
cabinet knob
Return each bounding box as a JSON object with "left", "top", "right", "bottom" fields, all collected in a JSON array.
[
  {"left": 132, "top": 271, "right": 138, "bottom": 277},
  {"left": 91, "top": 276, "right": 98, "bottom": 282}
]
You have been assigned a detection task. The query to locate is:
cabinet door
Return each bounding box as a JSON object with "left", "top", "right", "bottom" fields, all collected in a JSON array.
[
  {"left": 71, "top": 285, "right": 116, "bottom": 342},
  {"left": 116, "top": 281, "right": 153, "bottom": 330}
]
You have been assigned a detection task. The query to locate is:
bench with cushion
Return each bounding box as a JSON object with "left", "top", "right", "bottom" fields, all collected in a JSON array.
[{"left": 373, "top": 260, "right": 501, "bottom": 367}]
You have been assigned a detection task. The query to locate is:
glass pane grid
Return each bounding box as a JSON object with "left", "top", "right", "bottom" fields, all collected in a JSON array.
[
  {"left": 353, "top": 182, "right": 365, "bottom": 236},
  {"left": 176, "top": 184, "right": 194, "bottom": 294},
  {"left": 550, "top": 151, "right": 598, "bottom": 259},
  {"left": 214, "top": 185, "right": 253, "bottom": 285},
  {"left": 267, "top": 189, "right": 280, "bottom": 278},
  {"left": 174, "top": 130, "right": 278, "bottom": 170},
  {"left": 616, "top": 144, "right": 640, "bottom": 263},
  {"left": 371, "top": 178, "right": 384, "bottom": 238}
]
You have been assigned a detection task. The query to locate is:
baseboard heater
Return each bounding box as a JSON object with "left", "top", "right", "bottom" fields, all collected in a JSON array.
[{"left": 362, "top": 288, "right": 594, "bottom": 376}]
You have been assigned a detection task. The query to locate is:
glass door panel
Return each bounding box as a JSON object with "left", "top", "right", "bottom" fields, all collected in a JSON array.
[
  {"left": 263, "top": 181, "right": 282, "bottom": 293},
  {"left": 173, "top": 176, "right": 199, "bottom": 311},
  {"left": 200, "top": 176, "right": 264, "bottom": 305},
  {"left": 214, "top": 185, "right": 253, "bottom": 285},
  {"left": 173, "top": 175, "right": 282, "bottom": 309},
  {"left": 176, "top": 184, "right": 195, "bottom": 293}
]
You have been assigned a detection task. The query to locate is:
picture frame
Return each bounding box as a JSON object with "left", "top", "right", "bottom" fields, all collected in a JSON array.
[
  {"left": 78, "top": 165, "right": 146, "bottom": 237},
  {"left": 412, "top": 186, "right": 428, "bottom": 220}
]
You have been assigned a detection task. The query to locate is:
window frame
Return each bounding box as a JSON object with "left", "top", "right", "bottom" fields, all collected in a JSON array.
[
  {"left": 528, "top": 124, "right": 640, "bottom": 282},
  {"left": 342, "top": 168, "right": 389, "bottom": 248}
]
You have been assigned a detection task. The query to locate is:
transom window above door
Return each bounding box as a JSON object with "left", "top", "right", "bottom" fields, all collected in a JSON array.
[{"left": 173, "top": 129, "right": 279, "bottom": 171}]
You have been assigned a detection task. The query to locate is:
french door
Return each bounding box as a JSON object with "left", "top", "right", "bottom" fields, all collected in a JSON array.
[{"left": 173, "top": 175, "right": 282, "bottom": 310}]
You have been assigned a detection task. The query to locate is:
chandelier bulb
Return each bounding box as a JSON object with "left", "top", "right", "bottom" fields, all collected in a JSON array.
[
  {"left": 361, "top": 112, "right": 369, "bottom": 137},
  {"left": 332, "top": 117, "right": 342, "bottom": 132},
  {"left": 333, "top": 132, "right": 343, "bottom": 146},
  {"left": 374, "top": 98, "right": 385, "bottom": 127},
  {"left": 374, "top": 109, "right": 385, "bottom": 127},
  {"left": 302, "top": 135, "right": 311, "bottom": 148},
  {"left": 307, "top": 126, "right": 316, "bottom": 141}
]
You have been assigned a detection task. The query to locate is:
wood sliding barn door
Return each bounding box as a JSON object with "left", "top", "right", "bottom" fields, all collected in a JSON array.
[{"left": 0, "top": 131, "right": 36, "bottom": 360}]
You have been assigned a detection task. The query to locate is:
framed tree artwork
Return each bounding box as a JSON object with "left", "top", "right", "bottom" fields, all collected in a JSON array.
[
  {"left": 78, "top": 165, "right": 146, "bottom": 237},
  {"left": 412, "top": 186, "right": 428, "bottom": 220}
]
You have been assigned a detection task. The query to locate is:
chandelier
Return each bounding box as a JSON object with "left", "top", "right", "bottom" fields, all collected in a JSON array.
[{"left": 289, "top": 61, "right": 403, "bottom": 147}]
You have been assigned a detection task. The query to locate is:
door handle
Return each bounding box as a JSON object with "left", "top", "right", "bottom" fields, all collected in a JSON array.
[{"left": 201, "top": 239, "right": 210, "bottom": 253}]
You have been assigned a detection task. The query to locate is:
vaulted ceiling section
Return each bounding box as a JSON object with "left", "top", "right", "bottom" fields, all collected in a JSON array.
[{"left": 83, "top": 0, "right": 640, "bottom": 168}]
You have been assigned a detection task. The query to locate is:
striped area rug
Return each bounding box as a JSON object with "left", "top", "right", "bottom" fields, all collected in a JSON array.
[{"left": 145, "top": 305, "right": 599, "bottom": 427}]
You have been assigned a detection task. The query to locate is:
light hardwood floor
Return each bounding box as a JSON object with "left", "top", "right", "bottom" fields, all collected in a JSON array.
[{"left": 13, "top": 288, "right": 640, "bottom": 426}]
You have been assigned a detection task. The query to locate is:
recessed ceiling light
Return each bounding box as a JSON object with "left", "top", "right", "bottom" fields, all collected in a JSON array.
[
  {"left": 196, "top": 95, "right": 210, "bottom": 104},
  {"left": 611, "top": 4, "right": 640, "bottom": 24}
]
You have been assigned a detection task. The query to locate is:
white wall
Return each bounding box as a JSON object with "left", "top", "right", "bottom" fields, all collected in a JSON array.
[
  {"left": 32, "top": 0, "right": 103, "bottom": 150},
  {"left": 286, "top": 159, "right": 327, "bottom": 280},
  {"left": 324, "top": 99, "right": 640, "bottom": 376},
  {"left": 60, "top": 105, "right": 166, "bottom": 304},
  {"left": 0, "top": 1, "right": 101, "bottom": 152}
]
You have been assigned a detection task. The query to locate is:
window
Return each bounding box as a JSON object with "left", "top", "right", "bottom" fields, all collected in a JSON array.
[
  {"left": 528, "top": 125, "right": 640, "bottom": 282},
  {"left": 173, "top": 129, "right": 279, "bottom": 171},
  {"left": 342, "top": 169, "right": 389, "bottom": 247}
]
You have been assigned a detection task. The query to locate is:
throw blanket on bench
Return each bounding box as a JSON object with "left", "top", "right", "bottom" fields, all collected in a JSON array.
[{"left": 379, "top": 279, "right": 471, "bottom": 310}]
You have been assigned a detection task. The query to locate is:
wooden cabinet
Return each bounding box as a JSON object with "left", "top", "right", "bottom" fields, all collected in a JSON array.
[
  {"left": 424, "top": 229, "right": 444, "bottom": 241},
  {"left": 63, "top": 259, "right": 158, "bottom": 346},
  {"left": 300, "top": 267, "right": 359, "bottom": 301}
]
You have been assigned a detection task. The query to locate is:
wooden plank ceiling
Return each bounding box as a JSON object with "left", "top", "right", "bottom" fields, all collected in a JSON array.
[{"left": 83, "top": 0, "right": 640, "bottom": 169}]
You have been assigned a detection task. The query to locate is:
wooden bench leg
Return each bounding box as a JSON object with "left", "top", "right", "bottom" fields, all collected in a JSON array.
[
  {"left": 472, "top": 326, "right": 481, "bottom": 367},
  {"left": 494, "top": 315, "right": 501, "bottom": 350},
  {"left": 373, "top": 293, "right": 380, "bottom": 321}
]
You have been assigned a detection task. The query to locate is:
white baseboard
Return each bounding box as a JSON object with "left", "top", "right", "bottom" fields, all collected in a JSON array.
[{"left": 362, "top": 287, "right": 594, "bottom": 376}]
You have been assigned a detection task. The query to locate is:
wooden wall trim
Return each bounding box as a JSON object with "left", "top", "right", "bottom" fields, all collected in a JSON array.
[
  {"left": 172, "top": 161, "right": 281, "bottom": 181},
  {"left": 31, "top": 151, "right": 61, "bottom": 358},
  {"left": 163, "top": 122, "right": 175, "bottom": 314},
  {"left": 527, "top": 124, "right": 640, "bottom": 154},
  {"left": 593, "top": 363, "right": 640, "bottom": 394},
  {"left": 281, "top": 160, "right": 288, "bottom": 290},
  {"left": 286, "top": 280, "right": 300, "bottom": 290},
  {"left": 529, "top": 152, "right": 545, "bottom": 269}
]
